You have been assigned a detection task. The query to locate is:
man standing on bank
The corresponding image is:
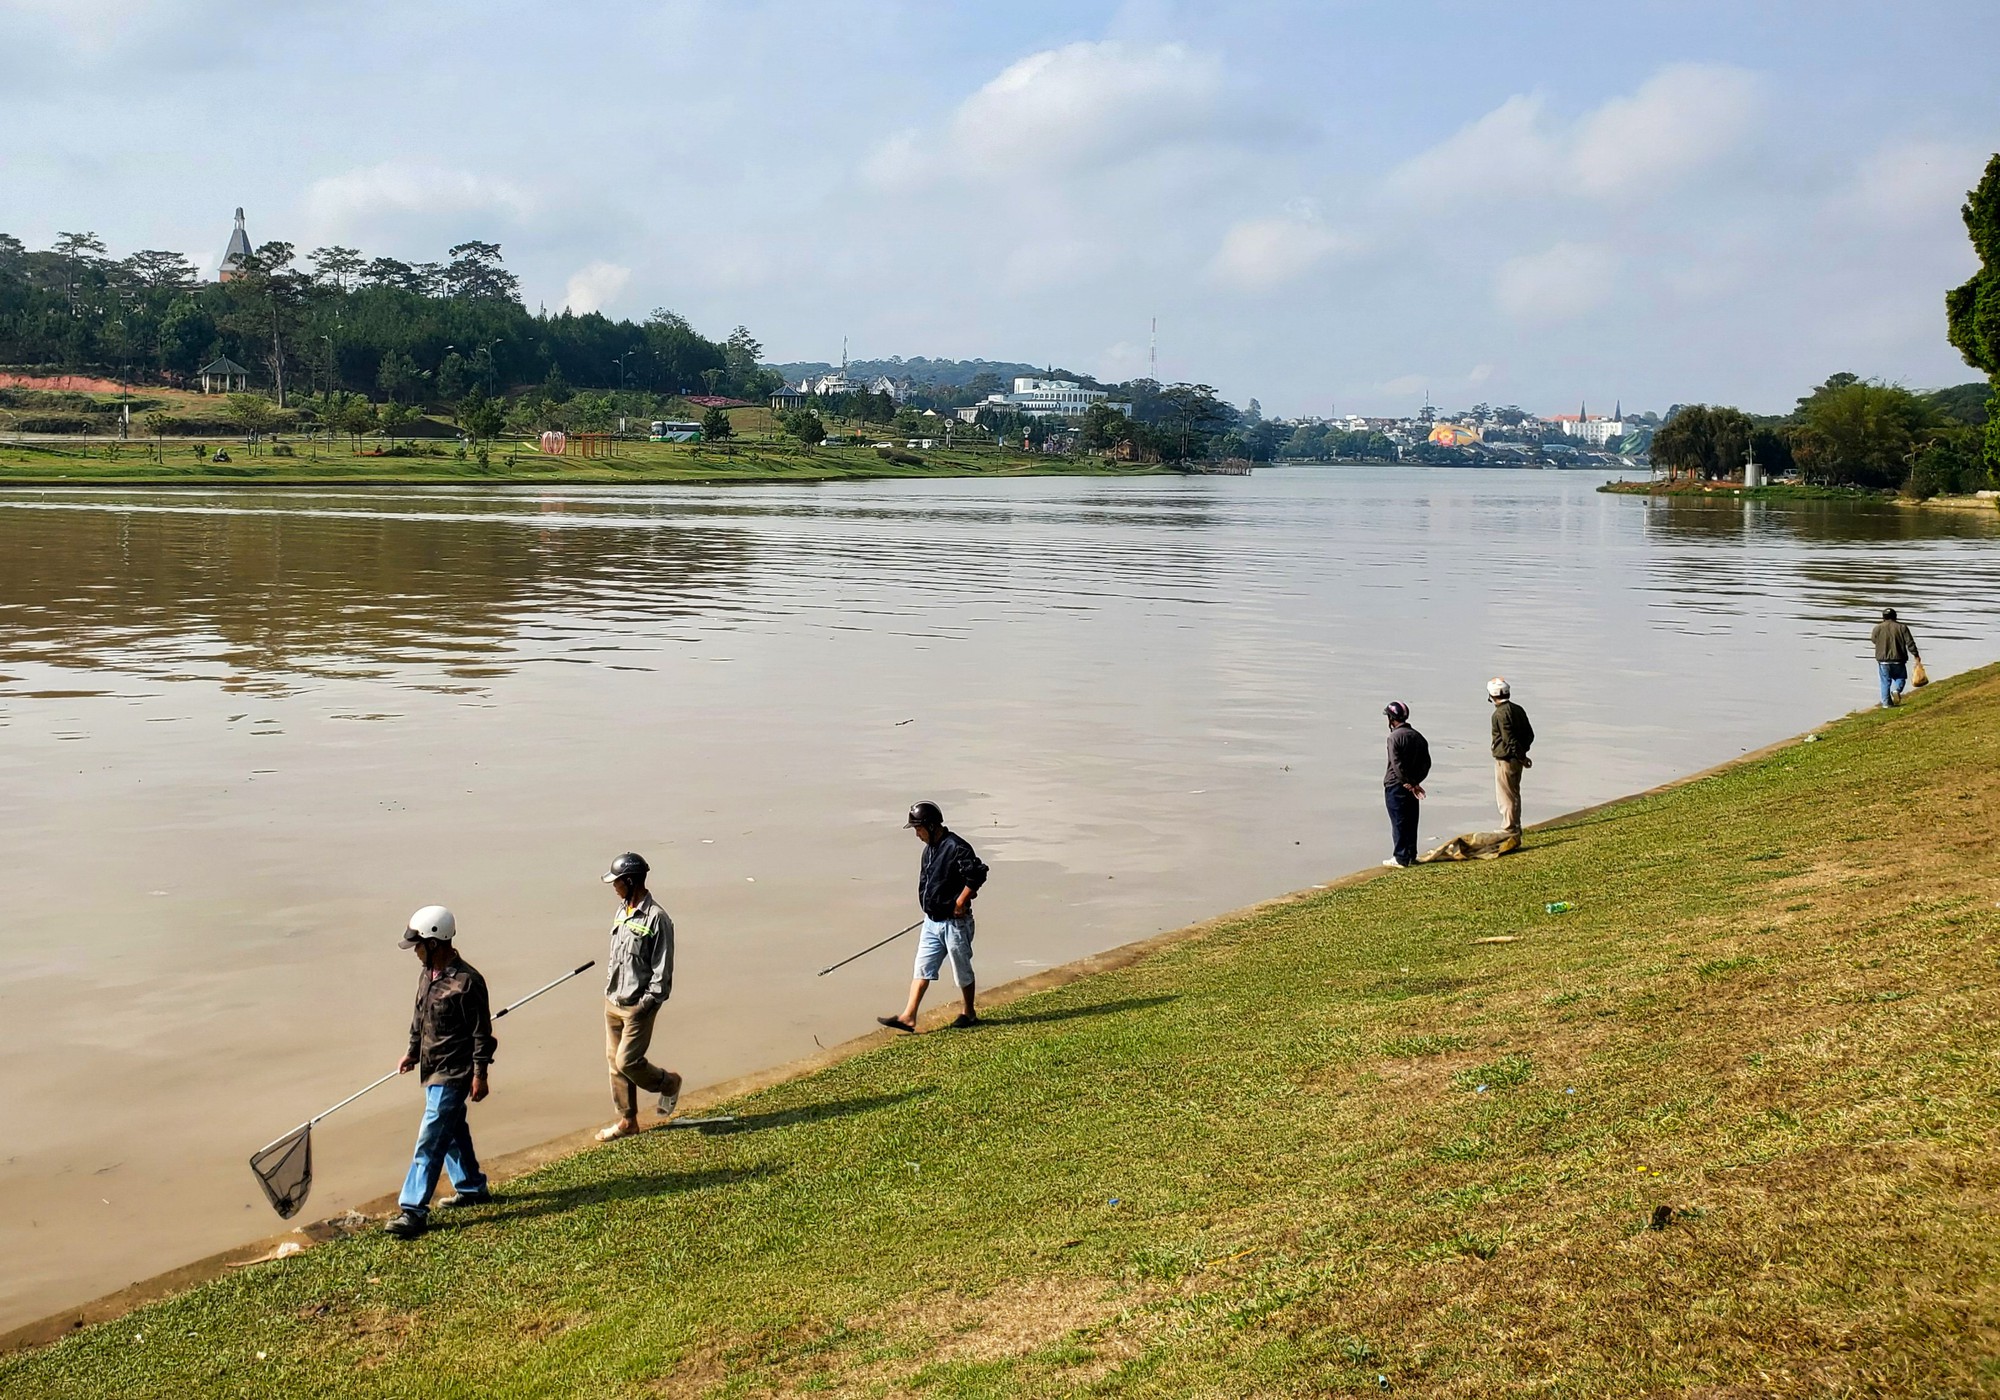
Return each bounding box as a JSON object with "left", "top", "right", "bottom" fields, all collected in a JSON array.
[
  {"left": 385, "top": 905, "right": 494, "bottom": 1240},
  {"left": 596, "top": 851, "right": 681, "bottom": 1142},
  {"left": 1382, "top": 702, "right": 1431, "bottom": 868},
  {"left": 877, "top": 801, "right": 989, "bottom": 1033},
  {"left": 1488, "top": 677, "right": 1535, "bottom": 834},
  {"left": 1871, "top": 608, "right": 1921, "bottom": 708}
]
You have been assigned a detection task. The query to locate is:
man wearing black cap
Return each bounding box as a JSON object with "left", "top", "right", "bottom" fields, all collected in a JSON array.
[
  {"left": 384, "top": 904, "right": 495, "bottom": 1240},
  {"left": 1382, "top": 702, "right": 1431, "bottom": 868},
  {"left": 597, "top": 852, "right": 680, "bottom": 1142},
  {"left": 1870, "top": 608, "right": 1920, "bottom": 708},
  {"left": 877, "top": 802, "right": 989, "bottom": 1033}
]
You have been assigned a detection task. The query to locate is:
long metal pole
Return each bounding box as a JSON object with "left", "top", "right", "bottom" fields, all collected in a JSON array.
[
  {"left": 817, "top": 922, "right": 922, "bottom": 977},
  {"left": 252, "top": 960, "right": 596, "bottom": 1154},
  {"left": 494, "top": 960, "right": 595, "bottom": 1019}
]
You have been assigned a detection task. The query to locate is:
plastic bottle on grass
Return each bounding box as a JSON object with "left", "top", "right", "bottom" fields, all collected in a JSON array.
[{"left": 1544, "top": 901, "right": 1575, "bottom": 915}]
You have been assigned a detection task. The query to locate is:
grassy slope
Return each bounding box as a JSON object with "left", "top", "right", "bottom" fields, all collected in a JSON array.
[
  {"left": 6, "top": 672, "right": 1999, "bottom": 1398},
  {"left": 0, "top": 437, "right": 1142, "bottom": 487}
]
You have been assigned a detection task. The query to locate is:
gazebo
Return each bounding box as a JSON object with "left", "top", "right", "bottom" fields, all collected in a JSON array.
[{"left": 198, "top": 356, "right": 250, "bottom": 394}]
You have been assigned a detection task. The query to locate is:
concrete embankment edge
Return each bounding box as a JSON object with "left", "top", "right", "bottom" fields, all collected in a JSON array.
[{"left": 0, "top": 713, "right": 1844, "bottom": 1356}]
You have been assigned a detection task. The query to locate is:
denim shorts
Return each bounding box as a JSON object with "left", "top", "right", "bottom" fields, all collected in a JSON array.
[{"left": 913, "top": 916, "right": 975, "bottom": 987}]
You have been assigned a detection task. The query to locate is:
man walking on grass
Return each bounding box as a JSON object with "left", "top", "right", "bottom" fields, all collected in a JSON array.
[
  {"left": 597, "top": 851, "right": 682, "bottom": 1142},
  {"left": 878, "top": 801, "right": 989, "bottom": 1033},
  {"left": 1488, "top": 677, "right": 1535, "bottom": 834},
  {"left": 1382, "top": 702, "right": 1431, "bottom": 868},
  {"left": 384, "top": 905, "right": 494, "bottom": 1240},
  {"left": 1871, "top": 608, "right": 1921, "bottom": 708}
]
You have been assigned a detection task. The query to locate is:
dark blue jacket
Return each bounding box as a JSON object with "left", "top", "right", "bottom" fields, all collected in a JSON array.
[{"left": 918, "top": 830, "right": 989, "bottom": 920}]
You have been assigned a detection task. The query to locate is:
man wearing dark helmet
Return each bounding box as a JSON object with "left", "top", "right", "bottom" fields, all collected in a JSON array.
[
  {"left": 877, "top": 801, "right": 989, "bottom": 1033},
  {"left": 1382, "top": 702, "right": 1431, "bottom": 868},
  {"left": 596, "top": 851, "right": 681, "bottom": 1142}
]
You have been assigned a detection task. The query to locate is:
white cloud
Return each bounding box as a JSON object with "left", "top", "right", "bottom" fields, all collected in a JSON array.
[
  {"left": 1495, "top": 242, "right": 1620, "bottom": 322},
  {"left": 1388, "top": 65, "right": 1760, "bottom": 204},
  {"left": 302, "top": 162, "right": 536, "bottom": 242},
  {"left": 1840, "top": 139, "right": 1986, "bottom": 229},
  {"left": 1570, "top": 65, "right": 1761, "bottom": 199},
  {"left": 563, "top": 261, "right": 631, "bottom": 315},
  {"left": 1209, "top": 214, "right": 1346, "bottom": 292},
  {"left": 1386, "top": 94, "right": 1560, "bottom": 198},
  {"left": 866, "top": 40, "right": 1255, "bottom": 189}
]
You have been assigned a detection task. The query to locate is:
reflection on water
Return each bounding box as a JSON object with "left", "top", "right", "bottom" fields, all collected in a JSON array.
[{"left": 0, "top": 468, "right": 1995, "bottom": 1334}]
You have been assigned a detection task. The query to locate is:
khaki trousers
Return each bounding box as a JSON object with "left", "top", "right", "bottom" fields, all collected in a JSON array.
[
  {"left": 1495, "top": 758, "right": 1525, "bottom": 833},
  {"left": 604, "top": 999, "right": 679, "bottom": 1118}
]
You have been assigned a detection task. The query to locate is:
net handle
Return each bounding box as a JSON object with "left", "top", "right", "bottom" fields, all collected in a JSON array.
[
  {"left": 253, "top": 1068, "right": 399, "bottom": 1158},
  {"left": 251, "top": 959, "right": 596, "bottom": 1156}
]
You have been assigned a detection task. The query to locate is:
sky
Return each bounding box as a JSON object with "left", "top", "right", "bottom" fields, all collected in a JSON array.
[{"left": 0, "top": 0, "right": 1993, "bottom": 417}]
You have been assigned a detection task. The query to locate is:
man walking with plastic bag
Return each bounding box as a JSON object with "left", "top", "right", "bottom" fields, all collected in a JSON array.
[
  {"left": 1870, "top": 608, "right": 1922, "bottom": 707},
  {"left": 1488, "top": 677, "right": 1535, "bottom": 834}
]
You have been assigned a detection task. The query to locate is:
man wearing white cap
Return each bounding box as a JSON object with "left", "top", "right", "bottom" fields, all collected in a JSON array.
[
  {"left": 384, "top": 905, "right": 495, "bottom": 1240},
  {"left": 1488, "top": 678, "right": 1535, "bottom": 835}
]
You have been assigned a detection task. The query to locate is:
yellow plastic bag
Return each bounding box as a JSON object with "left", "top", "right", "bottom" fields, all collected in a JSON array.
[{"left": 1911, "top": 656, "right": 1930, "bottom": 688}]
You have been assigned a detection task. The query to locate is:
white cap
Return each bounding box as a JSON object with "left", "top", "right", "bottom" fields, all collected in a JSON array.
[
  {"left": 399, "top": 904, "right": 457, "bottom": 948},
  {"left": 1487, "top": 676, "right": 1510, "bottom": 699}
]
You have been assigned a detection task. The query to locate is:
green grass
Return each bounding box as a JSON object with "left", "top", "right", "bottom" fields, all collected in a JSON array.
[
  {"left": 6, "top": 671, "right": 1999, "bottom": 1397},
  {"left": 0, "top": 434, "right": 1156, "bottom": 487}
]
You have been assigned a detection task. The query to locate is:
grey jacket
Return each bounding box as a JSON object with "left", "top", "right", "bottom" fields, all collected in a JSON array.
[
  {"left": 1871, "top": 620, "right": 1917, "bottom": 664},
  {"left": 605, "top": 893, "right": 674, "bottom": 1011}
]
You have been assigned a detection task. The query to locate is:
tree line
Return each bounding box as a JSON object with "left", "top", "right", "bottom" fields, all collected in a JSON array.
[
  {"left": 1657, "top": 153, "right": 2000, "bottom": 497},
  {"left": 0, "top": 230, "right": 779, "bottom": 407}
]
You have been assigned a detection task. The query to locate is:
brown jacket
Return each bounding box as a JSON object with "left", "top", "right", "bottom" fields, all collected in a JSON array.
[{"left": 407, "top": 957, "right": 496, "bottom": 1087}]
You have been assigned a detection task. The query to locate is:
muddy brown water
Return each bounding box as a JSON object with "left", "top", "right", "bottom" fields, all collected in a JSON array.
[{"left": 1, "top": 469, "right": 1996, "bottom": 1331}]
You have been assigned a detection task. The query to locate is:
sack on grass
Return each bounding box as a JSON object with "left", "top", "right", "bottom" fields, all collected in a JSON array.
[
  {"left": 1417, "top": 829, "right": 1522, "bottom": 863},
  {"left": 1911, "top": 656, "right": 1930, "bottom": 687}
]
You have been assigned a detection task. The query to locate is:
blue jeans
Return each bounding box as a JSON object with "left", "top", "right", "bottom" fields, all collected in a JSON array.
[
  {"left": 1878, "top": 661, "right": 1906, "bottom": 707},
  {"left": 398, "top": 1081, "right": 486, "bottom": 1217},
  {"left": 913, "top": 916, "right": 975, "bottom": 988},
  {"left": 1385, "top": 786, "right": 1420, "bottom": 866}
]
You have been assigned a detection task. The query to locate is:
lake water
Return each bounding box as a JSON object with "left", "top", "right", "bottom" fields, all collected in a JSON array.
[{"left": 2, "top": 467, "right": 1996, "bottom": 1331}]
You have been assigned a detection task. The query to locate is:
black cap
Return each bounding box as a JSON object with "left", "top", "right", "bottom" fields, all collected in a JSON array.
[
  {"left": 906, "top": 801, "right": 943, "bottom": 829},
  {"left": 602, "top": 851, "right": 649, "bottom": 884}
]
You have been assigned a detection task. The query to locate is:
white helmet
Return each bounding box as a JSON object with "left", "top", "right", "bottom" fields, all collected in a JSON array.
[
  {"left": 1487, "top": 676, "right": 1511, "bottom": 699},
  {"left": 399, "top": 904, "right": 457, "bottom": 948}
]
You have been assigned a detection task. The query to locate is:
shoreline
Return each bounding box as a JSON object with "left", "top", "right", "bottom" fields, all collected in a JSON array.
[
  {"left": 0, "top": 713, "right": 1834, "bottom": 1358},
  {"left": 1598, "top": 478, "right": 1999, "bottom": 509}
]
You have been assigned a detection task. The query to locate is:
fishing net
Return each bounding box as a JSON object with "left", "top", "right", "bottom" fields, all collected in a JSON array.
[{"left": 249, "top": 1125, "right": 314, "bottom": 1220}]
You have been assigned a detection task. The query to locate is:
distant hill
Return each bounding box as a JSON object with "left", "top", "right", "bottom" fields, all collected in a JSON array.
[{"left": 764, "top": 357, "right": 1090, "bottom": 390}]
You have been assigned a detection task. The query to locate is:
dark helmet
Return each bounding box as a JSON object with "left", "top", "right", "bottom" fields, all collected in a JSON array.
[
  {"left": 905, "top": 801, "right": 944, "bottom": 830},
  {"left": 1383, "top": 701, "right": 1410, "bottom": 722},
  {"left": 1882, "top": 608, "right": 1898, "bottom": 620},
  {"left": 601, "top": 851, "right": 650, "bottom": 885}
]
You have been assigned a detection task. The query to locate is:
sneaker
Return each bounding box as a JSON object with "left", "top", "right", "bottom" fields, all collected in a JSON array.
[
  {"left": 1381, "top": 858, "right": 1404, "bottom": 868},
  {"left": 439, "top": 1187, "right": 492, "bottom": 1209},
  {"left": 383, "top": 1209, "right": 427, "bottom": 1240}
]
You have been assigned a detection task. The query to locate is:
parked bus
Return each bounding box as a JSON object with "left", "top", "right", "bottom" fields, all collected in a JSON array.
[{"left": 649, "top": 420, "right": 703, "bottom": 442}]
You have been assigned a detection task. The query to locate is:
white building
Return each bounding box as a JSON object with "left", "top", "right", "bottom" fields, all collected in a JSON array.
[
  {"left": 976, "top": 377, "right": 1127, "bottom": 419},
  {"left": 1563, "top": 417, "right": 1631, "bottom": 446}
]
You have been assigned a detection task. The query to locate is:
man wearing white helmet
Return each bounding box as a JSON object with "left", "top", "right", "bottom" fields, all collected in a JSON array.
[
  {"left": 383, "top": 905, "right": 495, "bottom": 1240},
  {"left": 1488, "top": 678, "right": 1535, "bottom": 835}
]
